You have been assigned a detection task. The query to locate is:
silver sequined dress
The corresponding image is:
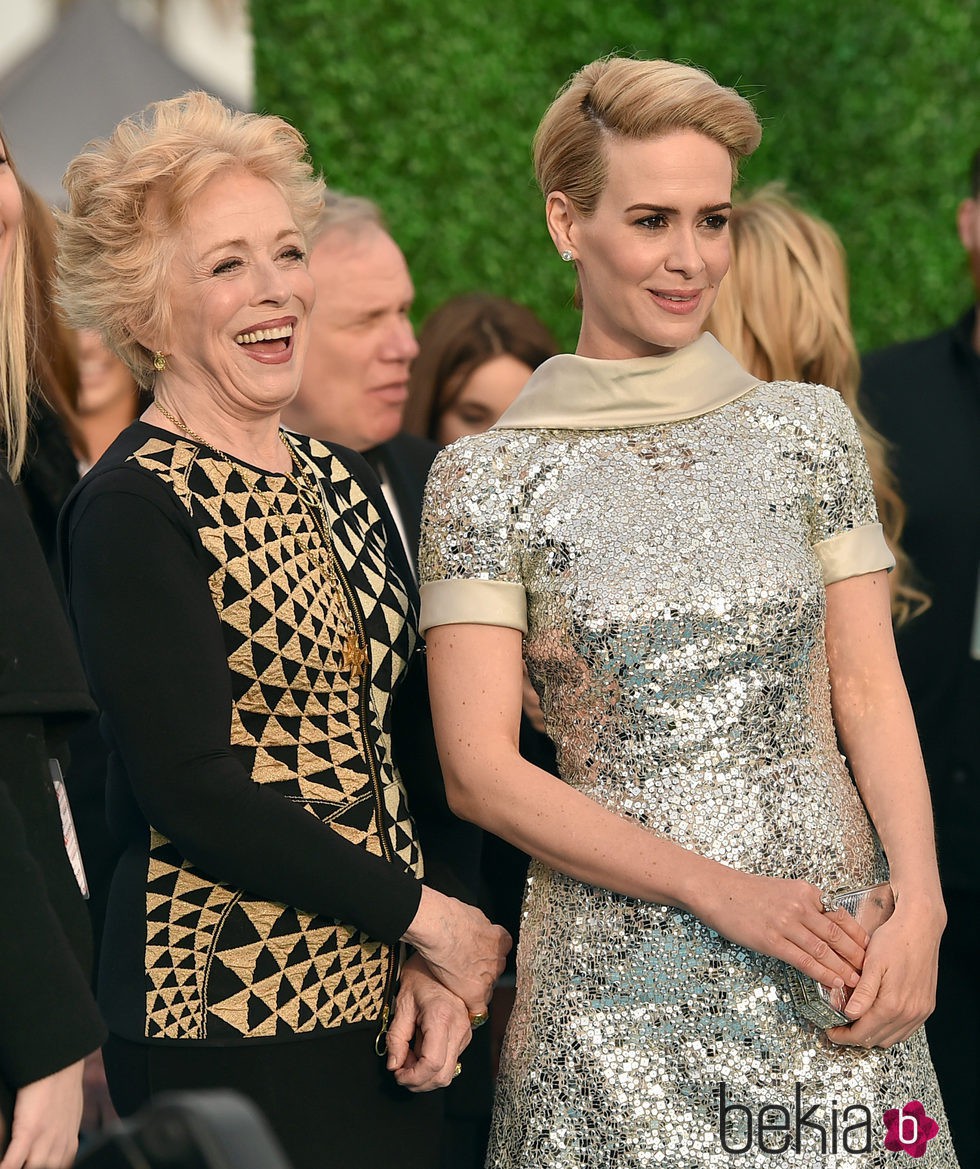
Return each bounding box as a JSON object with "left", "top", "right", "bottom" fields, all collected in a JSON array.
[{"left": 419, "top": 336, "right": 958, "bottom": 1167}]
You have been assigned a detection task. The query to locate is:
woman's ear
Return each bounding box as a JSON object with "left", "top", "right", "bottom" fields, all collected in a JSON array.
[{"left": 545, "top": 191, "right": 577, "bottom": 260}]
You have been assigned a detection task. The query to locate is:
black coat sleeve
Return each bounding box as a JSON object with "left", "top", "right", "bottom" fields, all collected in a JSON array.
[
  {"left": 64, "top": 476, "right": 423, "bottom": 943},
  {"left": 0, "top": 716, "right": 106, "bottom": 1093}
]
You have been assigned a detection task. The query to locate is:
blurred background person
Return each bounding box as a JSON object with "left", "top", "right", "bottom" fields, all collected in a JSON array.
[
  {"left": 1, "top": 121, "right": 106, "bottom": 1169},
  {"left": 859, "top": 150, "right": 980, "bottom": 1167},
  {"left": 706, "top": 182, "right": 928, "bottom": 625},
  {"left": 18, "top": 182, "right": 127, "bottom": 1142},
  {"left": 75, "top": 328, "right": 147, "bottom": 472},
  {"left": 403, "top": 291, "right": 557, "bottom": 446},
  {"left": 57, "top": 92, "right": 507, "bottom": 1169}
]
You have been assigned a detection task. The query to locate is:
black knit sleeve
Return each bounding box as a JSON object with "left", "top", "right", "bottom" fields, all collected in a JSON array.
[{"left": 64, "top": 475, "right": 422, "bottom": 942}]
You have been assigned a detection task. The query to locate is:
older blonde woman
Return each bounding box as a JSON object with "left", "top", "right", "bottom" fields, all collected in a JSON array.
[{"left": 57, "top": 92, "right": 507, "bottom": 1169}]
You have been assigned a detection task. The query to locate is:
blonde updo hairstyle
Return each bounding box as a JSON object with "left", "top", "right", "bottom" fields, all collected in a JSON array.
[
  {"left": 57, "top": 91, "right": 325, "bottom": 391},
  {"left": 534, "top": 57, "right": 762, "bottom": 217},
  {"left": 706, "top": 184, "right": 928, "bottom": 624}
]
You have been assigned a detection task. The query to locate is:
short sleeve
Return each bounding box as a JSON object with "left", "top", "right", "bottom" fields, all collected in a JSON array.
[
  {"left": 809, "top": 386, "right": 896, "bottom": 585},
  {"left": 418, "top": 435, "right": 528, "bottom": 634}
]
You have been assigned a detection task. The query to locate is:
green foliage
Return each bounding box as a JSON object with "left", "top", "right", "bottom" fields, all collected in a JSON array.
[{"left": 252, "top": 0, "right": 978, "bottom": 353}]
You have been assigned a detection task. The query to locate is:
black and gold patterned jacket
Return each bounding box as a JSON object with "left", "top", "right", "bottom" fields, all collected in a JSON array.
[{"left": 62, "top": 423, "right": 429, "bottom": 1044}]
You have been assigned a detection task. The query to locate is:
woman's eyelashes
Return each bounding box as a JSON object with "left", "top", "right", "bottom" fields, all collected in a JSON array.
[
  {"left": 635, "top": 213, "right": 668, "bottom": 230},
  {"left": 210, "top": 245, "right": 306, "bottom": 277},
  {"left": 632, "top": 213, "right": 730, "bottom": 231}
]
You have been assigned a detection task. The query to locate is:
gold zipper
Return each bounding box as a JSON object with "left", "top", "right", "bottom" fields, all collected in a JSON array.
[{"left": 309, "top": 456, "right": 402, "bottom": 1057}]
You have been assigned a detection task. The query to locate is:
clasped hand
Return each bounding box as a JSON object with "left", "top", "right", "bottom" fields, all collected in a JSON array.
[
  {"left": 699, "top": 871, "right": 943, "bottom": 1049},
  {"left": 402, "top": 887, "right": 511, "bottom": 1017},
  {"left": 698, "top": 869, "right": 869, "bottom": 993},
  {"left": 826, "top": 896, "right": 944, "bottom": 1049},
  {"left": 385, "top": 954, "right": 473, "bottom": 1091}
]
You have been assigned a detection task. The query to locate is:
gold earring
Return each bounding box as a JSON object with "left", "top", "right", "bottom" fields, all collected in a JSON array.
[{"left": 153, "top": 352, "right": 167, "bottom": 372}]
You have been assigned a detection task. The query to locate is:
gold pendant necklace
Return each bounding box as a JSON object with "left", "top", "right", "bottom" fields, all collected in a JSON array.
[{"left": 153, "top": 401, "right": 370, "bottom": 685}]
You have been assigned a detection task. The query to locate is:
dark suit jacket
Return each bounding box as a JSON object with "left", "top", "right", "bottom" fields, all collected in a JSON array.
[
  {"left": 364, "top": 432, "right": 439, "bottom": 573},
  {"left": 0, "top": 467, "right": 106, "bottom": 1123},
  {"left": 860, "top": 307, "right": 980, "bottom": 891}
]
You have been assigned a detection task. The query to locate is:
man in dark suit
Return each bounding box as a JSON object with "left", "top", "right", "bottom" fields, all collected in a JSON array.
[
  {"left": 860, "top": 147, "right": 980, "bottom": 1167},
  {"left": 282, "top": 192, "right": 435, "bottom": 572}
]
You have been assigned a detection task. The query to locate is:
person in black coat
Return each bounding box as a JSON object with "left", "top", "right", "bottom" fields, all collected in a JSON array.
[
  {"left": 0, "top": 124, "right": 106, "bottom": 1168},
  {"left": 859, "top": 147, "right": 980, "bottom": 1168}
]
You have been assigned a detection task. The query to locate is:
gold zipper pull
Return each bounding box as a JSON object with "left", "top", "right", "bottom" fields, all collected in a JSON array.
[{"left": 374, "top": 1002, "right": 391, "bottom": 1056}]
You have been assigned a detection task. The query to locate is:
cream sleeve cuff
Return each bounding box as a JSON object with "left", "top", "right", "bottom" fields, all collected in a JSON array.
[
  {"left": 813, "top": 522, "right": 896, "bottom": 585},
  {"left": 419, "top": 579, "right": 528, "bottom": 634}
]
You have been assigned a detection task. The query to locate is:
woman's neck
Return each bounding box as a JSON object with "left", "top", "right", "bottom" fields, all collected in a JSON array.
[{"left": 145, "top": 394, "right": 292, "bottom": 474}]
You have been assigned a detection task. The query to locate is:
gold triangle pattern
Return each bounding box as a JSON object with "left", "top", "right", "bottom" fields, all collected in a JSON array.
[{"left": 129, "top": 436, "right": 424, "bottom": 1040}]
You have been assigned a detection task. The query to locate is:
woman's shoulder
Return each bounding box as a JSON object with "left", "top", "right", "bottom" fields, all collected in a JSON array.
[
  {"left": 430, "top": 426, "right": 555, "bottom": 478},
  {"left": 741, "top": 378, "right": 852, "bottom": 431},
  {"left": 287, "top": 432, "right": 383, "bottom": 505},
  {"left": 64, "top": 422, "right": 190, "bottom": 528}
]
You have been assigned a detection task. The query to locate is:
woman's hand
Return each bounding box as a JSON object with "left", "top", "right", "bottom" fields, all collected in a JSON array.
[
  {"left": 402, "top": 886, "right": 511, "bottom": 1016},
  {"left": 80, "top": 1049, "right": 118, "bottom": 1135},
  {"left": 0, "top": 1060, "right": 85, "bottom": 1169},
  {"left": 826, "top": 894, "right": 945, "bottom": 1049},
  {"left": 386, "top": 954, "right": 473, "bottom": 1091},
  {"left": 694, "top": 869, "right": 869, "bottom": 990}
]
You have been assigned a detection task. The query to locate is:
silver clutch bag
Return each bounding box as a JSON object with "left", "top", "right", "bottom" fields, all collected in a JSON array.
[{"left": 785, "top": 881, "right": 895, "bottom": 1029}]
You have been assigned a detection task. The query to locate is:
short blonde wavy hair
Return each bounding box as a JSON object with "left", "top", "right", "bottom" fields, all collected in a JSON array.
[
  {"left": 533, "top": 57, "right": 762, "bottom": 215},
  {"left": 706, "top": 184, "right": 929, "bottom": 625},
  {"left": 57, "top": 91, "right": 324, "bottom": 390}
]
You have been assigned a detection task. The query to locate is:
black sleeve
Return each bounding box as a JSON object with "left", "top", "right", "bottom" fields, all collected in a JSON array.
[
  {"left": 64, "top": 479, "right": 422, "bottom": 942},
  {"left": 0, "top": 717, "right": 106, "bottom": 1090}
]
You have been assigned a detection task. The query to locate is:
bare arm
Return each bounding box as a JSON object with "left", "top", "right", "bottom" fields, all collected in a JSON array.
[
  {"left": 425, "top": 622, "right": 867, "bottom": 990},
  {"left": 822, "top": 570, "right": 946, "bottom": 1048}
]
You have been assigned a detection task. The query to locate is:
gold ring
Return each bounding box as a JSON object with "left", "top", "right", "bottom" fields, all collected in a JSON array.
[
  {"left": 469, "top": 1011, "right": 490, "bottom": 1029},
  {"left": 453, "top": 1061, "right": 462, "bottom": 1079}
]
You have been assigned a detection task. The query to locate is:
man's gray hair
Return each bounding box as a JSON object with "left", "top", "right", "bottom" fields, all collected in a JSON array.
[{"left": 313, "top": 189, "right": 388, "bottom": 243}]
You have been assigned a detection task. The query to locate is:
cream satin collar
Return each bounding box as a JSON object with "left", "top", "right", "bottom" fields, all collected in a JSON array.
[{"left": 493, "top": 332, "right": 760, "bottom": 430}]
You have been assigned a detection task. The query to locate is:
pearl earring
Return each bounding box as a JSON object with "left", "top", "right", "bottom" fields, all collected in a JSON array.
[{"left": 560, "top": 250, "right": 573, "bottom": 262}]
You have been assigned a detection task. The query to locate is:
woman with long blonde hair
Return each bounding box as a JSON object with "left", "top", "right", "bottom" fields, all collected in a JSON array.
[
  {"left": 0, "top": 125, "right": 105, "bottom": 1168},
  {"left": 707, "top": 183, "right": 928, "bottom": 624}
]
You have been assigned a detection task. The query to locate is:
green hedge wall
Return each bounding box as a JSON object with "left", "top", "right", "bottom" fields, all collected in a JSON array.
[{"left": 252, "top": 0, "right": 977, "bottom": 354}]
